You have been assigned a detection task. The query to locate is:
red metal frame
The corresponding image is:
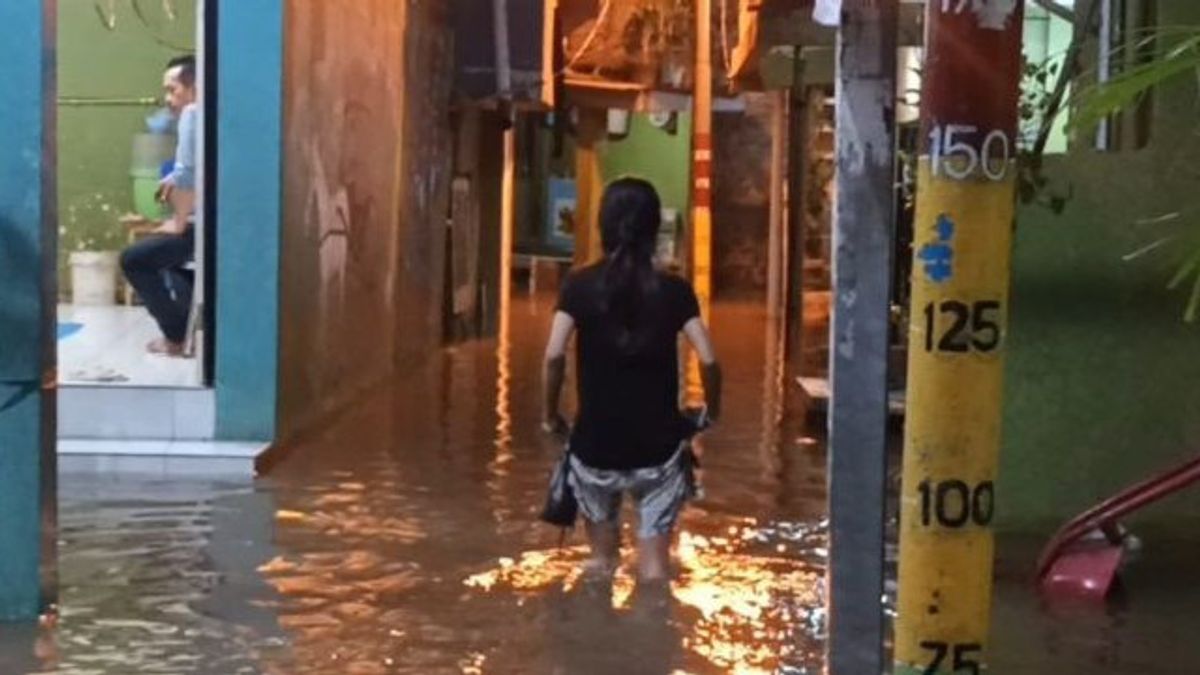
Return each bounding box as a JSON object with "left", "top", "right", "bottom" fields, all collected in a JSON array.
[{"left": 1036, "top": 453, "right": 1200, "bottom": 589}]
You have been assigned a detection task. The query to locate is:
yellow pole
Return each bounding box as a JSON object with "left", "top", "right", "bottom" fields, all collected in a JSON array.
[
  {"left": 894, "top": 3, "right": 1026, "bottom": 674},
  {"left": 692, "top": 0, "right": 713, "bottom": 320},
  {"left": 573, "top": 109, "right": 606, "bottom": 267},
  {"left": 766, "top": 89, "right": 786, "bottom": 318},
  {"left": 500, "top": 126, "right": 515, "bottom": 320}
]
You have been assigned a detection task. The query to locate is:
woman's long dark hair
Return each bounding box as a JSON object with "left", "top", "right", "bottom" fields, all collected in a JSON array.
[{"left": 598, "top": 177, "right": 662, "bottom": 350}]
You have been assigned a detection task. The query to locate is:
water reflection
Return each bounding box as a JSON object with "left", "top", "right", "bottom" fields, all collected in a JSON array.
[
  {"left": 5, "top": 297, "right": 833, "bottom": 675},
  {"left": 5, "top": 296, "right": 1200, "bottom": 673},
  {"left": 464, "top": 521, "right": 826, "bottom": 674},
  {"left": 0, "top": 469, "right": 284, "bottom": 674}
]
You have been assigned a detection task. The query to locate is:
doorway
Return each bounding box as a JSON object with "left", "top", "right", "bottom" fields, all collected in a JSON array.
[
  {"left": 55, "top": 0, "right": 210, "bottom": 390},
  {"left": 55, "top": 0, "right": 224, "bottom": 444}
]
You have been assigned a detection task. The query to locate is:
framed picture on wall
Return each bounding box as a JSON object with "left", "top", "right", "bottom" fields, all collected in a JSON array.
[{"left": 545, "top": 177, "right": 577, "bottom": 253}]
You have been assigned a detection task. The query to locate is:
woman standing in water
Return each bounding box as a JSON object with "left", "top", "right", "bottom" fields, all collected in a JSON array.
[{"left": 541, "top": 177, "right": 722, "bottom": 581}]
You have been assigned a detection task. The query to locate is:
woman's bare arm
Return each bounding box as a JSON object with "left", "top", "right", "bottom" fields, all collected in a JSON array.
[
  {"left": 683, "top": 317, "right": 722, "bottom": 421},
  {"left": 542, "top": 311, "right": 575, "bottom": 434}
]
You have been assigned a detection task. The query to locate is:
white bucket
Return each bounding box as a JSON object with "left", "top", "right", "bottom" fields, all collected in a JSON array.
[{"left": 69, "top": 251, "right": 119, "bottom": 306}]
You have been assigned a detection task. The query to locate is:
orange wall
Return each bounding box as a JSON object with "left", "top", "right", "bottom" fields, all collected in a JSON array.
[{"left": 278, "top": 1, "right": 454, "bottom": 441}]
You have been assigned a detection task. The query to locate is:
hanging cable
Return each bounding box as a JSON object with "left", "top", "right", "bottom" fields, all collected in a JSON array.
[
  {"left": 565, "top": 0, "right": 614, "bottom": 70},
  {"left": 719, "top": 0, "right": 733, "bottom": 79}
]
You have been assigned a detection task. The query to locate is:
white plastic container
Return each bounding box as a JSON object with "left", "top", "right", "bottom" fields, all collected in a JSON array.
[{"left": 69, "top": 251, "right": 119, "bottom": 306}]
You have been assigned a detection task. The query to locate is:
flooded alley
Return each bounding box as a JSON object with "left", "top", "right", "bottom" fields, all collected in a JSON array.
[
  {"left": 3, "top": 1, "right": 1200, "bottom": 673},
  {"left": 3, "top": 296, "right": 1198, "bottom": 674},
  {"left": 3, "top": 298, "right": 827, "bottom": 674}
]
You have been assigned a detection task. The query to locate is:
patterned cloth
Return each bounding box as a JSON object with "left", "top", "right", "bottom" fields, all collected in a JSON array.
[{"left": 567, "top": 443, "right": 697, "bottom": 539}]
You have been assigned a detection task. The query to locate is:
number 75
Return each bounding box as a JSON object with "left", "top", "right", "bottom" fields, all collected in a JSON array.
[{"left": 920, "top": 641, "right": 982, "bottom": 674}]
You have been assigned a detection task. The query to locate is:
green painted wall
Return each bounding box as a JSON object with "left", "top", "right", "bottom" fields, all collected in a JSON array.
[
  {"left": 57, "top": 1, "right": 195, "bottom": 290},
  {"left": 1000, "top": 6, "right": 1200, "bottom": 529},
  {"left": 599, "top": 113, "right": 693, "bottom": 218}
]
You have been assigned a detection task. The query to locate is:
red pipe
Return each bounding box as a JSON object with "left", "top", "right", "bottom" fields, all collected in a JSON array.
[{"left": 1036, "top": 453, "right": 1200, "bottom": 582}]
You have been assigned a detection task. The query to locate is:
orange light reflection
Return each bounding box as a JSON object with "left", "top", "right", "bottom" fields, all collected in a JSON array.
[{"left": 463, "top": 525, "right": 822, "bottom": 674}]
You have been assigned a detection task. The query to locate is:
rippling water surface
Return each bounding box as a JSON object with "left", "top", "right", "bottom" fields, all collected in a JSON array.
[
  {"left": 3, "top": 297, "right": 1197, "bottom": 674},
  {"left": 2, "top": 299, "right": 825, "bottom": 674}
]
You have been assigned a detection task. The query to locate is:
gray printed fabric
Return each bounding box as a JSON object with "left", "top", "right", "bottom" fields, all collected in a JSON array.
[{"left": 567, "top": 444, "right": 695, "bottom": 539}]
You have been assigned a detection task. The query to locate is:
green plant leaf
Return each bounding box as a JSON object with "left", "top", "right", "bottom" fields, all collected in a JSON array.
[
  {"left": 1070, "top": 31, "right": 1200, "bottom": 136},
  {"left": 1186, "top": 271, "right": 1200, "bottom": 323}
]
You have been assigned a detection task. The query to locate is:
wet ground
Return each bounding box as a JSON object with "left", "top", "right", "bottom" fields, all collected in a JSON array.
[{"left": 2, "top": 296, "right": 1199, "bottom": 674}]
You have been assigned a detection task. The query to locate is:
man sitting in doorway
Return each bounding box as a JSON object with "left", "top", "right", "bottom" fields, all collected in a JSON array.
[{"left": 121, "top": 55, "right": 199, "bottom": 357}]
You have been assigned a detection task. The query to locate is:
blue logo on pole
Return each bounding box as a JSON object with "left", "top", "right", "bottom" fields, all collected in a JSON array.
[{"left": 918, "top": 214, "right": 955, "bottom": 283}]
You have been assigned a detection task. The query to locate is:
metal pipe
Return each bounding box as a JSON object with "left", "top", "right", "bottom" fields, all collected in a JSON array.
[
  {"left": 57, "top": 96, "right": 159, "bottom": 107},
  {"left": 1096, "top": 0, "right": 1113, "bottom": 150},
  {"left": 494, "top": 0, "right": 515, "bottom": 332},
  {"left": 492, "top": 0, "right": 512, "bottom": 99},
  {"left": 692, "top": 0, "right": 714, "bottom": 319},
  {"left": 766, "top": 89, "right": 786, "bottom": 318}
]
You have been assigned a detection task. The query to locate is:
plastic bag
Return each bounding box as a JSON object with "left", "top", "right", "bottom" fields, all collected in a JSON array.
[{"left": 540, "top": 450, "right": 578, "bottom": 528}]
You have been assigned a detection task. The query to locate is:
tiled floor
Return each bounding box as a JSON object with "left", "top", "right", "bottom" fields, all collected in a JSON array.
[
  {"left": 58, "top": 304, "right": 200, "bottom": 388},
  {"left": 57, "top": 438, "right": 263, "bottom": 458}
]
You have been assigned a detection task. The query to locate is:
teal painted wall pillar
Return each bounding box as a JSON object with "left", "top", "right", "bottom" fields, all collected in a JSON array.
[
  {"left": 214, "top": 0, "right": 282, "bottom": 441},
  {"left": 0, "top": 1, "right": 57, "bottom": 621}
]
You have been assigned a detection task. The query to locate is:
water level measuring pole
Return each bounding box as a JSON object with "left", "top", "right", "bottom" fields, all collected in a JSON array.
[{"left": 894, "top": 2, "right": 1025, "bottom": 674}]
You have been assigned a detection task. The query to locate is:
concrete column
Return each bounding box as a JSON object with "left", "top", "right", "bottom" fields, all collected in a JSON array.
[
  {"left": 825, "top": 1, "right": 898, "bottom": 672},
  {"left": 215, "top": 0, "right": 283, "bottom": 441},
  {"left": 0, "top": 0, "right": 57, "bottom": 621}
]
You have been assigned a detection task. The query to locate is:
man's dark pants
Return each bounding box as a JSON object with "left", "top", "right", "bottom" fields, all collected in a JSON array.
[{"left": 120, "top": 229, "right": 194, "bottom": 345}]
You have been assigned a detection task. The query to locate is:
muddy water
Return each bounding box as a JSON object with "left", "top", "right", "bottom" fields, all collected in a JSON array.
[
  {"left": 2, "top": 299, "right": 825, "bottom": 674},
  {"left": 989, "top": 531, "right": 1200, "bottom": 675},
  {"left": 2, "top": 297, "right": 1197, "bottom": 674}
]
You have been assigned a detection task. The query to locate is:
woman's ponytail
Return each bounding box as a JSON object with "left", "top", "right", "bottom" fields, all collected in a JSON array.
[{"left": 597, "top": 178, "right": 662, "bottom": 351}]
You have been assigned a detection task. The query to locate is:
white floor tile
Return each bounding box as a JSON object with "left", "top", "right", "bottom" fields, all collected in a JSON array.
[
  {"left": 58, "top": 386, "right": 178, "bottom": 439},
  {"left": 59, "top": 453, "right": 255, "bottom": 477},
  {"left": 58, "top": 304, "right": 200, "bottom": 388},
  {"left": 59, "top": 438, "right": 266, "bottom": 460}
]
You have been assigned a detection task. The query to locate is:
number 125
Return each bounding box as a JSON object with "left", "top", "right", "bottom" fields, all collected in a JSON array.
[{"left": 923, "top": 300, "right": 1002, "bottom": 354}]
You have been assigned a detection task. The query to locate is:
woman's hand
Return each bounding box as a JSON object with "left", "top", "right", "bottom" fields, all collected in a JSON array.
[
  {"left": 541, "top": 413, "right": 571, "bottom": 441},
  {"left": 684, "top": 406, "right": 713, "bottom": 433}
]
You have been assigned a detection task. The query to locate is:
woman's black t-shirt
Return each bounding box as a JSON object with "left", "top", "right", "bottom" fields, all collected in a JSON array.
[{"left": 557, "top": 263, "right": 701, "bottom": 470}]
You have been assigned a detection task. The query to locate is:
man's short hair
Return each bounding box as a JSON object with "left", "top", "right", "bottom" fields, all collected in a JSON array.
[{"left": 166, "top": 55, "right": 197, "bottom": 88}]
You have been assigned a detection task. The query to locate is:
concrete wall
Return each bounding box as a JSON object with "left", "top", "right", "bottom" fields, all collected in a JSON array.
[
  {"left": 57, "top": 2, "right": 195, "bottom": 292},
  {"left": 596, "top": 102, "right": 774, "bottom": 298},
  {"left": 714, "top": 95, "right": 774, "bottom": 297},
  {"left": 448, "top": 108, "right": 505, "bottom": 341},
  {"left": 278, "top": 1, "right": 453, "bottom": 441},
  {"left": 1000, "top": 4, "right": 1200, "bottom": 528}
]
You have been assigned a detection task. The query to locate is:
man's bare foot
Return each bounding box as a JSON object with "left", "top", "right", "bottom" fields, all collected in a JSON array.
[{"left": 147, "top": 338, "right": 185, "bottom": 357}]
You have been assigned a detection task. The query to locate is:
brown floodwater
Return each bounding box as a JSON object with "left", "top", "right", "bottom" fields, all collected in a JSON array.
[{"left": 1, "top": 296, "right": 1197, "bottom": 674}]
